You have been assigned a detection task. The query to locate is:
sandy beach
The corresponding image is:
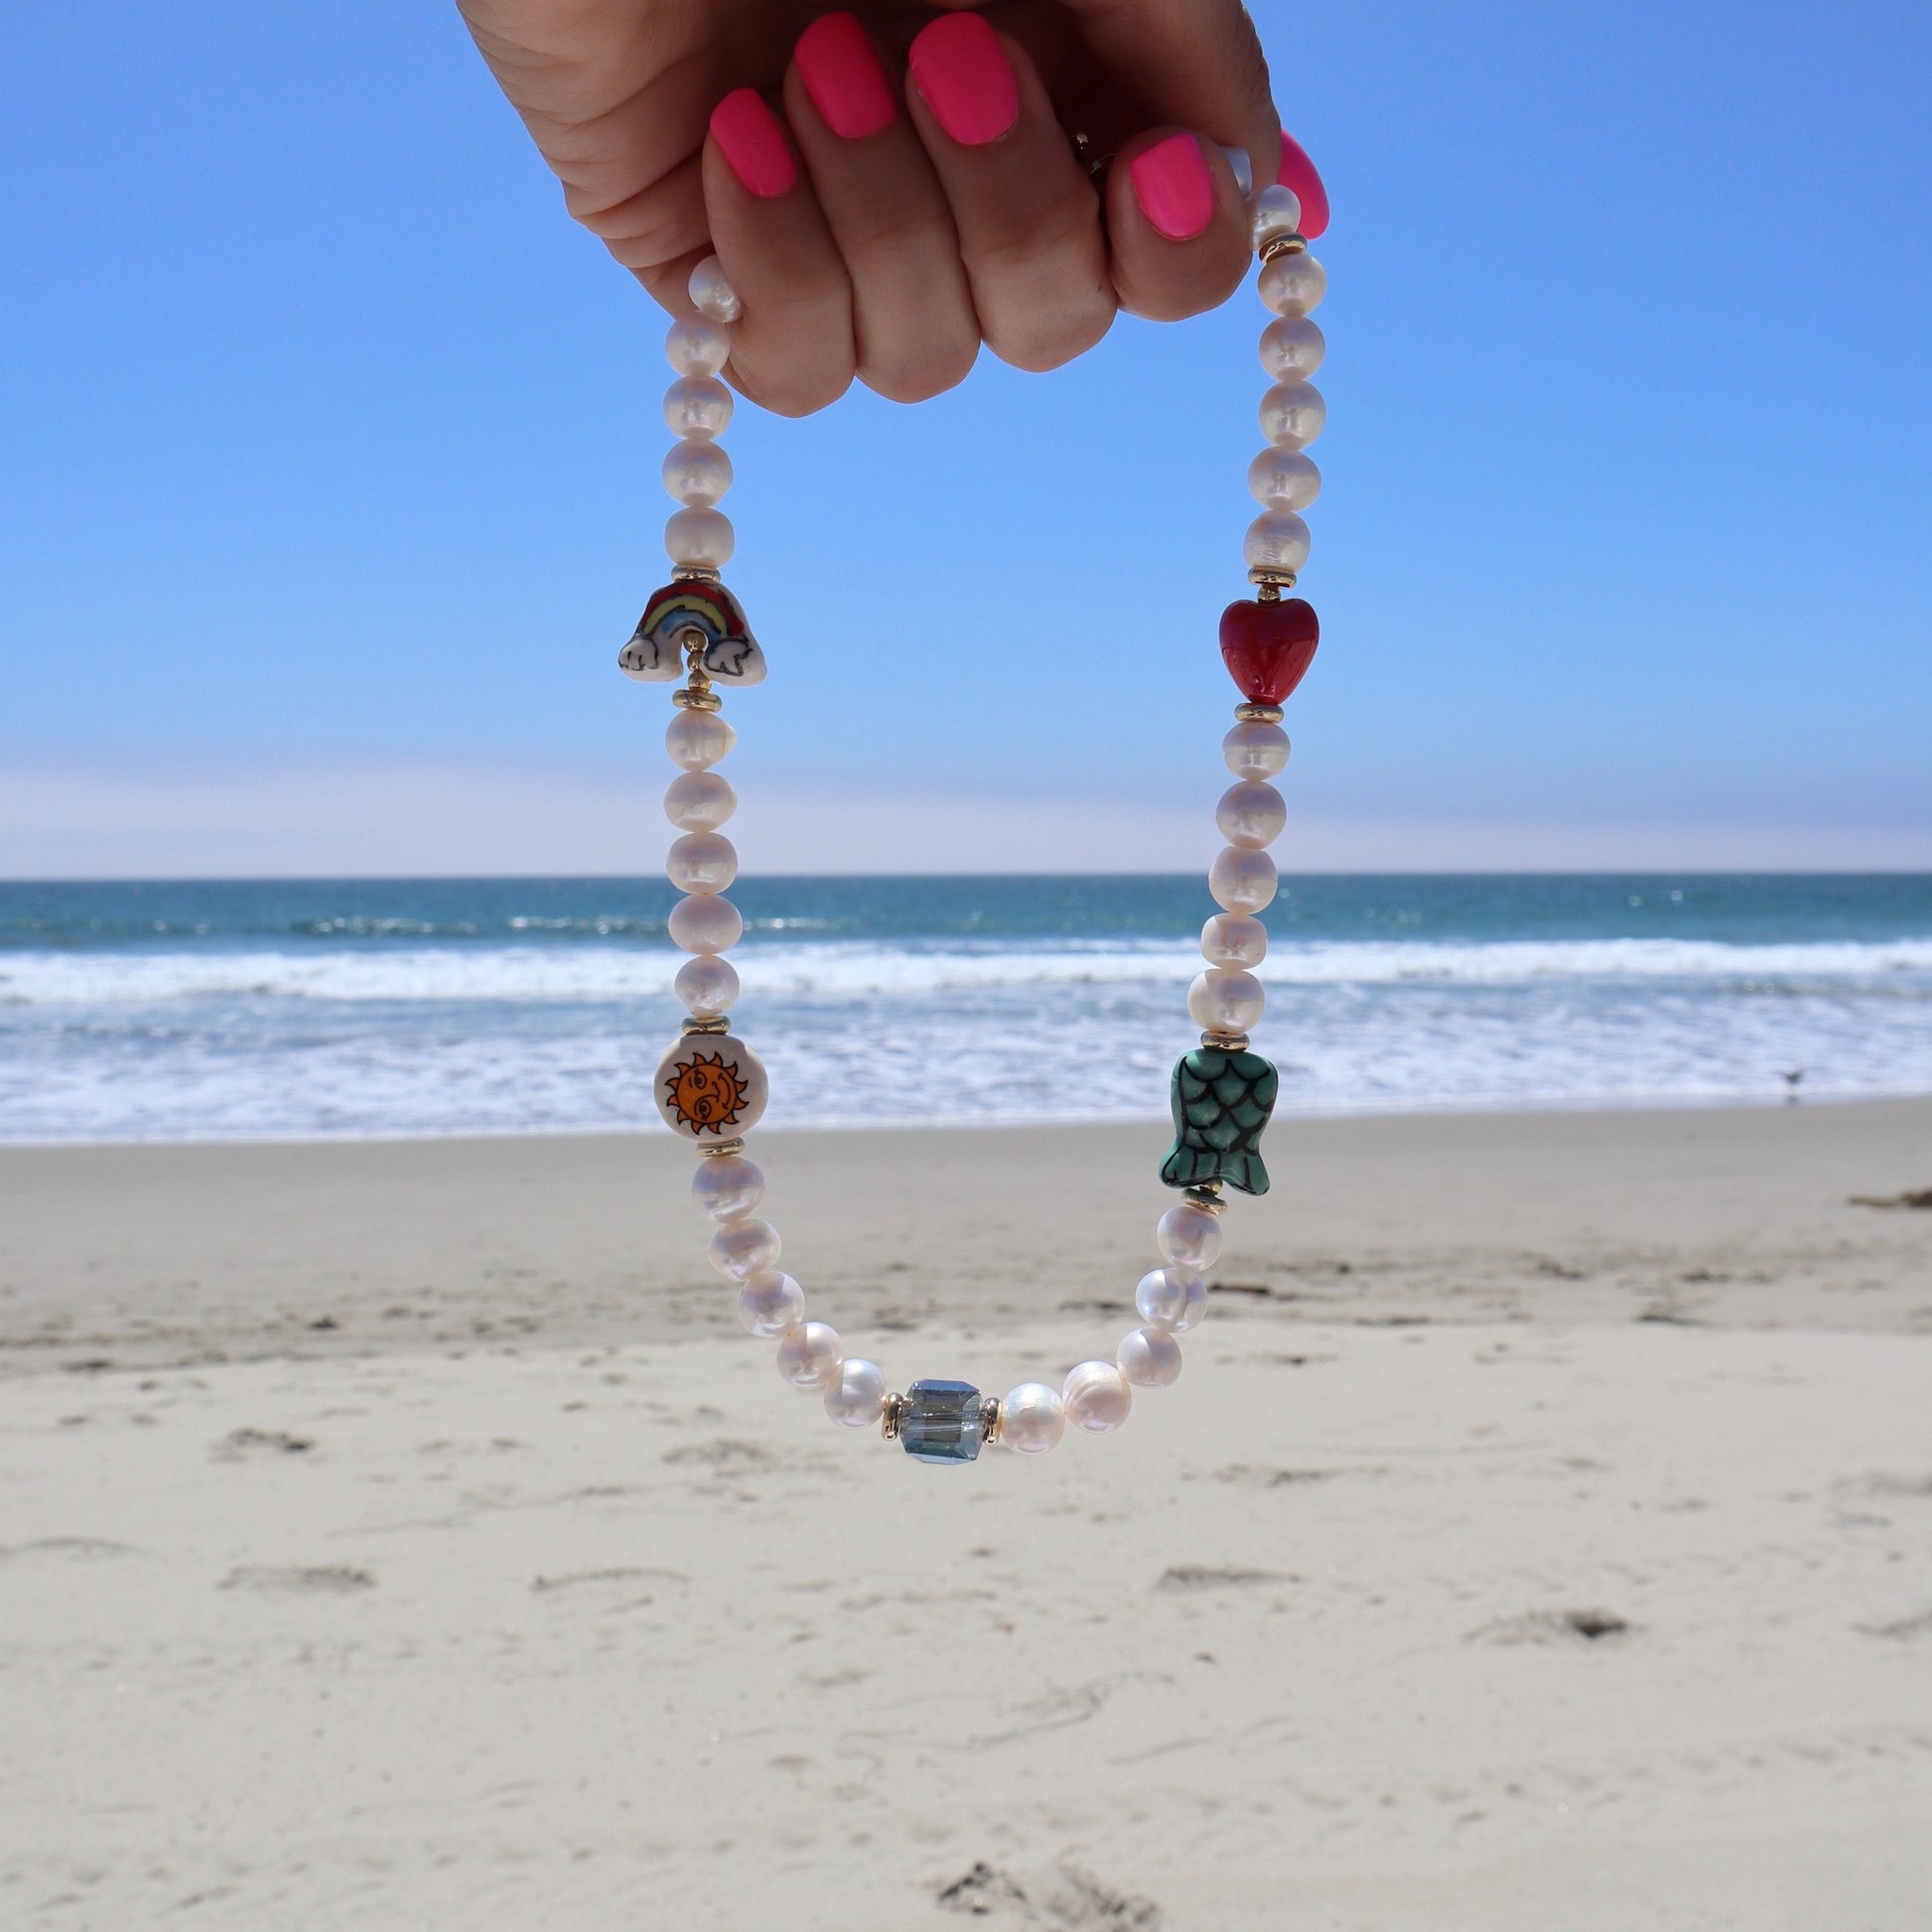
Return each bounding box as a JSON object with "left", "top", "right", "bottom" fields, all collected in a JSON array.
[{"left": 4, "top": 1100, "right": 1931, "bottom": 1928}]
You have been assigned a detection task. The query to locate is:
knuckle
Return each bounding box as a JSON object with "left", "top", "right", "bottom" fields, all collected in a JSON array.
[{"left": 984, "top": 298, "right": 1113, "bottom": 373}]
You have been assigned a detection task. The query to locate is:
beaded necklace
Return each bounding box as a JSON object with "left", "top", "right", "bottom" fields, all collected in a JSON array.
[{"left": 624, "top": 170, "right": 1326, "bottom": 1465}]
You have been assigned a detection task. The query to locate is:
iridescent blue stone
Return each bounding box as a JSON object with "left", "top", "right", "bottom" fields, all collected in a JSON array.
[{"left": 900, "top": 1380, "right": 987, "bottom": 1464}]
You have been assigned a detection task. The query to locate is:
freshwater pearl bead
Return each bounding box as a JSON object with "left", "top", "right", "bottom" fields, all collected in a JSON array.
[
  {"left": 692, "top": 1151, "right": 763, "bottom": 1221},
  {"left": 674, "top": 951, "right": 739, "bottom": 1018},
  {"left": 1158, "top": 1201, "right": 1225, "bottom": 1270},
  {"left": 999, "top": 1382, "right": 1065, "bottom": 1454},
  {"left": 1062, "top": 1360, "right": 1132, "bottom": 1434},
  {"left": 1136, "top": 1266, "right": 1208, "bottom": 1333},
  {"left": 667, "top": 892, "right": 742, "bottom": 955},
  {"left": 1247, "top": 448, "right": 1321, "bottom": 511},
  {"left": 710, "top": 1215, "right": 780, "bottom": 1280},
  {"left": 1249, "top": 183, "right": 1303, "bottom": 249},
  {"left": 1260, "top": 316, "right": 1325, "bottom": 382},
  {"left": 1201, "top": 911, "right": 1268, "bottom": 969},
  {"left": 665, "top": 831, "right": 738, "bottom": 895},
  {"left": 1259, "top": 250, "right": 1326, "bottom": 317},
  {"left": 666, "top": 316, "right": 731, "bottom": 376},
  {"left": 776, "top": 1320, "right": 842, "bottom": 1389},
  {"left": 1188, "top": 967, "right": 1265, "bottom": 1034},
  {"left": 662, "top": 437, "right": 733, "bottom": 508},
  {"left": 1244, "top": 511, "right": 1311, "bottom": 575},
  {"left": 665, "top": 706, "right": 737, "bottom": 772},
  {"left": 824, "top": 1357, "right": 887, "bottom": 1429},
  {"left": 1210, "top": 844, "right": 1279, "bottom": 914},
  {"left": 1222, "top": 720, "right": 1291, "bottom": 779},
  {"left": 738, "top": 1270, "right": 804, "bottom": 1337},
  {"left": 664, "top": 507, "right": 734, "bottom": 569},
  {"left": 1217, "top": 779, "right": 1287, "bottom": 849},
  {"left": 1259, "top": 383, "right": 1325, "bottom": 452},
  {"left": 663, "top": 375, "right": 734, "bottom": 441},
  {"left": 1117, "top": 1325, "right": 1183, "bottom": 1389},
  {"left": 664, "top": 770, "right": 736, "bottom": 831},
  {"left": 687, "top": 254, "right": 744, "bottom": 325}
]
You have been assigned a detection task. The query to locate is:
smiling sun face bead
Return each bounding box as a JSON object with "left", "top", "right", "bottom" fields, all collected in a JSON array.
[{"left": 653, "top": 1033, "right": 768, "bottom": 1143}]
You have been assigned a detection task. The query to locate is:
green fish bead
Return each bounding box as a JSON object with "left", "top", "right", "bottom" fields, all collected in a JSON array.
[{"left": 1160, "top": 1045, "right": 1279, "bottom": 1196}]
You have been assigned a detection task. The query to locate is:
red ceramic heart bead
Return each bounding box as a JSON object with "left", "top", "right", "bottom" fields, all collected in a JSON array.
[{"left": 1219, "top": 598, "right": 1320, "bottom": 706}]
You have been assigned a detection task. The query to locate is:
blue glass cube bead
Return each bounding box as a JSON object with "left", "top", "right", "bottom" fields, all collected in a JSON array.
[{"left": 900, "top": 1380, "right": 987, "bottom": 1464}]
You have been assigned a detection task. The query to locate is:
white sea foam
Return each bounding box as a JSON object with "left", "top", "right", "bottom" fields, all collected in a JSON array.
[{"left": 5, "top": 933, "right": 1932, "bottom": 1007}]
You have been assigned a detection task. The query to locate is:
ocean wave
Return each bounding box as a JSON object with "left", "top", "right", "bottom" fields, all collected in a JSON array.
[{"left": 4, "top": 932, "right": 1932, "bottom": 1006}]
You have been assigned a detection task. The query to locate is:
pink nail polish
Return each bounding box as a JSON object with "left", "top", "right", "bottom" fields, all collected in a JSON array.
[
  {"left": 795, "top": 13, "right": 897, "bottom": 141},
  {"left": 1129, "top": 133, "right": 1215, "bottom": 241},
  {"left": 907, "top": 13, "right": 1019, "bottom": 147},
  {"left": 1280, "top": 130, "right": 1329, "bottom": 238},
  {"left": 710, "top": 88, "right": 798, "bottom": 198}
]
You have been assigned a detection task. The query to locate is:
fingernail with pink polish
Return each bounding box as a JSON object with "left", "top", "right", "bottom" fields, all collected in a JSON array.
[
  {"left": 710, "top": 88, "right": 798, "bottom": 198},
  {"left": 907, "top": 13, "right": 1019, "bottom": 147},
  {"left": 796, "top": 13, "right": 897, "bottom": 141},
  {"left": 1130, "top": 133, "right": 1215, "bottom": 241}
]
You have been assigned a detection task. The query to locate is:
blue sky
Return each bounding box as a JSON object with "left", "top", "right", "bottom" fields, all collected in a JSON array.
[{"left": 2, "top": 0, "right": 1930, "bottom": 874}]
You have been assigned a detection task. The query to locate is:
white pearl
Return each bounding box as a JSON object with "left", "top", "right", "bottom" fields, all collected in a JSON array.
[
  {"left": 1247, "top": 448, "right": 1321, "bottom": 511},
  {"left": 1259, "top": 251, "right": 1326, "bottom": 317},
  {"left": 709, "top": 1215, "right": 779, "bottom": 1280},
  {"left": 692, "top": 1151, "right": 763, "bottom": 1220},
  {"left": 1158, "top": 1201, "right": 1225, "bottom": 1270},
  {"left": 1244, "top": 511, "right": 1311, "bottom": 575},
  {"left": 665, "top": 707, "right": 737, "bottom": 772},
  {"left": 776, "top": 1320, "right": 841, "bottom": 1389},
  {"left": 824, "top": 1358, "right": 886, "bottom": 1429},
  {"left": 1061, "top": 1360, "right": 1132, "bottom": 1434},
  {"left": 1259, "top": 316, "right": 1325, "bottom": 382},
  {"left": 664, "top": 770, "right": 736, "bottom": 831},
  {"left": 662, "top": 437, "right": 733, "bottom": 508},
  {"left": 1117, "top": 1325, "right": 1183, "bottom": 1389},
  {"left": 1218, "top": 779, "right": 1287, "bottom": 849},
  {"left": 738, "top": 1270, "right": 803, "bottom": 1337},
  {"left": 1210, "top": 843, "right": 1279, "bottom": 913},
  {"left": 1223, "top": 720, "right": 1291, "bottom": 779},
  {"left": 1201, "top": 911, "right": 1268, "bottom": 969},
  {"left": 1188, "top": 967, "right": 1265, "bottom": 1034},
  {"left": 666, "top": 831, "right": 737, "bottom": 895},
  {"left": 999, "top": 1382, "right": 1065, "bottom": 1454},
  {"left": 666, "top": 316, "right": 731, "bottom": 376},
  {"left": 664, "top": 507, "right": 734, "bottom": 569},
  {"left": 1136, "top": 1266, "right": 1208, "bottom": 1332},
  {"left": 1260, "top": 381, "right": 1325, "bottom": 451},
  {"left": 687, "top": 254, "right": 744, "bottom": 325},
  {"left": 663, "top": 375, "right": 734, "bottom": 441},
  {"left": 667, "top": 893, "right": 742, "bottom": 955},
  {"left": 674, "top": 951, "right": 739, "bottom": 1018},
  {"left": 1249, "top": 183, "right": 1302, "bottom": 249}
]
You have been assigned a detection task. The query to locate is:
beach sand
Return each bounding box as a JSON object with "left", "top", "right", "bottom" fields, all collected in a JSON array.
[{"left": 4, "top": 1100, "right": 1931, "bottom": 1928}]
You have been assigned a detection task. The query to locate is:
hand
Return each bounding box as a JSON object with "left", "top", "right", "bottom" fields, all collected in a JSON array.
[{"left": 458, "top": 2, "right": 1283, "bottom": 414}]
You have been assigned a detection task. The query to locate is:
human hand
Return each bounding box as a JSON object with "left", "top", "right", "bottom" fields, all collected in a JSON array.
[{"left": 459, "top": 2, "right": 1294, "bottom": 414}]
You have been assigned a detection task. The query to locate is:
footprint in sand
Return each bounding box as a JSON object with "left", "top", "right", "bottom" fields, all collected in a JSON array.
[{"left": 219, "top": 1565, "right": 374, "bottom": 1593}]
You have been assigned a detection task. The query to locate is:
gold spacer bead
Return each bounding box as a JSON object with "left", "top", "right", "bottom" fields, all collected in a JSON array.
[
  {"left": 672, "top": 686, "right": 722, "bottom": 712},
  {"left": 1183, "top": 1184, "right": 1227, "bottom": 1216},
  {"left": 681, "top": 1016, "right": 730, "bottom": 1035},
  {"left": 698, "top": 1136, "right": 747, "bottom": 1159},
  {"left": 1235, "top": 701, "right": 1285, "bottom": 726},
  {"left": 671, "top": 565, "right": 723, "bottom": 585},
  {"left": 1248, "top": 566, "right": 1298, "bottom": 602},
  {"left": 1202, "top": 1030, "right": 1250, "bottom": 1052},
  {"left": 880, "top": 1393, "right": 907, "bottom": 1442},
  {"left": 1259, "top": 232, "right": 1308, "bottom": 264}
]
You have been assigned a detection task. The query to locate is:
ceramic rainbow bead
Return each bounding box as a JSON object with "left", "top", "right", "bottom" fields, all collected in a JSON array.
[{"left": 621, "top": 579, "right": 765, "bottom": 685}]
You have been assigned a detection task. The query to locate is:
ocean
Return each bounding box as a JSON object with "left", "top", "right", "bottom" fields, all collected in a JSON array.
[{"left": 3, "top": 874, "right": 1930, "bottom": 1144}]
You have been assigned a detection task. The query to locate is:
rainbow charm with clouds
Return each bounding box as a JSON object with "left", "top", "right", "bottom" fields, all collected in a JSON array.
[{"left": 620, "top": 580, "right": 765, "bottom": 685}]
